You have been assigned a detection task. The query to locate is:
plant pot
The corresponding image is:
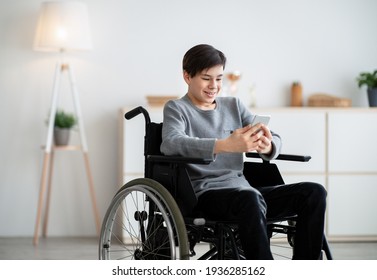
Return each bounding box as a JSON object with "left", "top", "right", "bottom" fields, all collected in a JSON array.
[
  {"left": 54, "top": 128, "right": 70, "bottom": 146},
  {"left": 367, "top": 88, "right": 377, "bottom": 107}
]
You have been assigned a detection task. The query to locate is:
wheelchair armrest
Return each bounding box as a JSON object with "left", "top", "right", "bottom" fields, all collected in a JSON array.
[
  {"left": 245, "top": 152, "right": 311, "bottom": 162},
  {"left": 147, "top": 155, "right": 213, "bottom": 165}
]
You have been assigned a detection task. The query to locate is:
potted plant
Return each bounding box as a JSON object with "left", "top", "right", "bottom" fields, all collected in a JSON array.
[
  {"left": 357, "top": 70, "right": 377, "bottom": 107},
  {"left": 54, "top": 109, "right": 77, "bottom": 146}
]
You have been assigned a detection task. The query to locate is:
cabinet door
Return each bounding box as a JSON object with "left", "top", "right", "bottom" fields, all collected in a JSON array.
[
  {"left": 254, "top": 110, "right": 326, "bottom": 173},
  {"left": 328, "top": 175, "right": 377, "bottom": 236},
  {"left": 328, "top": 111, "right": 377, "bottom": 172}
]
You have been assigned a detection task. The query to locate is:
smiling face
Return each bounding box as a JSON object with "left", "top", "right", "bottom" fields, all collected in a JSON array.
[{"left": 184, "top": 64, "right": 224, "bottom": 110}]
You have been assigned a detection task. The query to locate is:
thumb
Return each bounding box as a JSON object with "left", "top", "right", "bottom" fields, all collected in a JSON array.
[{"left": 235, "top": 124, "right": 252, "bottom": 134}]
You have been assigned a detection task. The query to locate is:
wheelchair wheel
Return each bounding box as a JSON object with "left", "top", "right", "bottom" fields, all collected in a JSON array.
[
  {"left": 99, "top": 178, "right": 190, "bottom": 260},
  {"left": 269, "top": 220, "right": 295, "bottom": 260}
]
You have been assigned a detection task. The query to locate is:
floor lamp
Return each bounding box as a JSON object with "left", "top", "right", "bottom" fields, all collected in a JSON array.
[{"left": 33, "top": 1, "right": 100, "bottom": 245}]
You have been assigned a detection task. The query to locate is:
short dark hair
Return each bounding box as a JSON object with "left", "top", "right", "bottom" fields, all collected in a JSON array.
[{"left": 182, "top": 44, "right": 227, "bottom": 77}]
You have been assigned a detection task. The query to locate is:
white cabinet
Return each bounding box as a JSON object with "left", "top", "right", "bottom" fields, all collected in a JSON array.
[
  {"left": 327, "top": 111, "right": 377, "bottom": 239},
  {"left": 120, "top": 106, "right": 377, "bottom": 240}
]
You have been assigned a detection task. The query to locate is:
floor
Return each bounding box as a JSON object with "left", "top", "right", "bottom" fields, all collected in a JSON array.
[{"left": 0, "top": 237, "right": 376, "bottom": 260}]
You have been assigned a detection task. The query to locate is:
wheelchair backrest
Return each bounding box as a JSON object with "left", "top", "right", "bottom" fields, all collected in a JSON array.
[
  {"left": 145, "top": 122, "right": 198, "bottom": 217},
  {"left": 145, "top": 122, "right": 163, "bottom": 156}
]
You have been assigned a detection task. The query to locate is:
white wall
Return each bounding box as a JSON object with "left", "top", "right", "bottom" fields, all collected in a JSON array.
[{"left": 1, "top": 0, "right": 376, "bottom": 236}]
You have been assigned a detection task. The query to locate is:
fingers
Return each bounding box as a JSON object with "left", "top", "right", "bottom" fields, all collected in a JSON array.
[
  {"left": 255, "top": 135, "right": 272, "bottom": 154},
  {"left": 234, "top": 124, "right": 252, "bottom": 134},
  {"left": 230, "top": 124, "right": 272, "bottom": 153},
  {"left": 251, "top": 125, "right": 273, "bottom": 153},
  {"left": 259, "top": 136, "right": 272, "bottom": 149},
  {"left": 249, "top": 123, "right": 263, "bottom": 136},
  {"left": 261, "top": 124, "right": 273, "bottom": 140},
  {"left": 249, "top": 124, "right": 270, "bottom": 139}
]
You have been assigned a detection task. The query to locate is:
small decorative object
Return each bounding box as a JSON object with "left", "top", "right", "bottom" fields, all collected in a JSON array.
[
  {"left": 53, "top": 110, "right": 77, "bottom": 146},
  {"left": 356, "top": 70, "right": 377, "bottom": 107},
  {"left": 226, "top": 71, "right": 242, "bottom": 96},
  {"left": 146, "top": 95, "right": 179, "bottom": 107},
  {"left": 290, "top": 81, "right": 303, "bottom": 107},
  {"left": 308, "top": 93, "right": 352, "bottom": 107}
]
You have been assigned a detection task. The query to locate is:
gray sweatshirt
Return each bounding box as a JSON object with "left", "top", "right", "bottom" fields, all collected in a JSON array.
[{"left": 161, "top": 94, "right": 282, "bottom": 197}]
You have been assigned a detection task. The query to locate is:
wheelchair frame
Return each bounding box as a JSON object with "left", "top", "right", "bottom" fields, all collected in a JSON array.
[{"left": 99, "top": 106, "right": 332, "bottom": 260}]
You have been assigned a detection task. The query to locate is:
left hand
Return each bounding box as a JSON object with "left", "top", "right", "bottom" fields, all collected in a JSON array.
[{"left": 252, "top": 124, "right": 273, "bottom": 154}]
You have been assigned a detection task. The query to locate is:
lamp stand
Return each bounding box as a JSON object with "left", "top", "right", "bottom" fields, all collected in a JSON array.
[{"left": 33, "top": 62, "right": 100, "bottom": 245}]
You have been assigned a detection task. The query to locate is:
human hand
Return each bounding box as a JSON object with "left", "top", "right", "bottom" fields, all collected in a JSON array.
[
  {"left": 214, "top": 124, "right": 272, "bottom": 154},
  {"left": 252, "top": 124, "right": 273, "bottom": 154}
]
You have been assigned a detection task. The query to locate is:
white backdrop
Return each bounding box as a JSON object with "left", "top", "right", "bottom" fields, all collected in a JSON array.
[{"left": 1, "top": 0, "right": 376, "bottom": 236}]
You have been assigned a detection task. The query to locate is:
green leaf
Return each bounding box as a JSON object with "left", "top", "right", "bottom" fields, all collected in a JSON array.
[{"left": 54, "top": 110, "right": 77, "bottom": 128}]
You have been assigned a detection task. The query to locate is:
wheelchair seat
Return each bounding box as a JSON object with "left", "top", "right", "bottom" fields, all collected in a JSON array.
[{"left": 99, "top": 106, "right": 332, "bottom": 260}]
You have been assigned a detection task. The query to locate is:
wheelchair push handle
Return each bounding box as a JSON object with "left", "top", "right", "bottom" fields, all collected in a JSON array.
[{"left": 125, "top": 106, "right": 151, "bottom": 124}]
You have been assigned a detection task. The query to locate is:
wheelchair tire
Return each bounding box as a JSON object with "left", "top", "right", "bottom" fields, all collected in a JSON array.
[{"left": 99, "top": 178, "right": 190, "bottom": 260}]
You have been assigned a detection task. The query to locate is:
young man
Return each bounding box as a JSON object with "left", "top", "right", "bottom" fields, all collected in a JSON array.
[{"left": 160, "top": 44, "right": 327, "bottom": 259}]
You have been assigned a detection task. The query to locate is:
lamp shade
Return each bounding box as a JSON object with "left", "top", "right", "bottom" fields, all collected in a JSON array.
[{"left": 34, "top": 1, "right": 92, "bottom": 52}]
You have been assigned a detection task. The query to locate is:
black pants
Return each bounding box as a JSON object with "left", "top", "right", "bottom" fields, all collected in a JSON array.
[{"left": 196, "top": 182, "right": 327, "bottom": 260}]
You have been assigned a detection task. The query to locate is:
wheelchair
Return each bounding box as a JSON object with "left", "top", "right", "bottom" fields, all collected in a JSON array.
[{"left": 99, "top": 106, "right": 333, "bottom": 260}]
